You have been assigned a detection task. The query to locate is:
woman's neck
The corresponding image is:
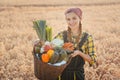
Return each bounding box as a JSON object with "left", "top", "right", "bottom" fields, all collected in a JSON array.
[{"left": 71, "top": 28, "right": 80, "bottom": 36}]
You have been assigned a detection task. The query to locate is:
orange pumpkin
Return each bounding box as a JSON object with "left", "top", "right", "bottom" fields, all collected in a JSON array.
[{"left": 41, "top": 53, "right": 50, "bottom": 63}]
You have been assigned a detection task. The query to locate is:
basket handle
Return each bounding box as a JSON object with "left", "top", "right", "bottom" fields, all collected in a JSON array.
[
  {"left": 32, "top": 45, "right": 36, "bottom": 55},
  {"left": 32, "top": 39, "right": 41, "bottom": 55}
]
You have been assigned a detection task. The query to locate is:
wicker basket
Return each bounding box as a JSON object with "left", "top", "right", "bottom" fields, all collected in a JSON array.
[{"left": 32, "top": 47, "right": 71, "bottom": 80}]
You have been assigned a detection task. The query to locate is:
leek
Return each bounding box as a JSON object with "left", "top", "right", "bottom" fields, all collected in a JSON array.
[
  {"left": 33, "top": 20, "right": 46, "bottom": 41},
  {"left": 46, "top": 26, "right": 52, "bottom": 41}
]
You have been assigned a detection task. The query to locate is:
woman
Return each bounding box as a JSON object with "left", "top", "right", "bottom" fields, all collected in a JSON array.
[{"left": 54, "top": 8, "right": 96, "bottom": 80}]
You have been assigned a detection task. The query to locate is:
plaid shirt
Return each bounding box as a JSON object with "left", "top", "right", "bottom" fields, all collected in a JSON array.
[{"left": 54, "top": 31, "right": 96, "bottom": 65}]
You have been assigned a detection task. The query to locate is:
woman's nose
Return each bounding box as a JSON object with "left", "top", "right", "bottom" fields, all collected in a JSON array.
[{"left": 69, "top": 20, "right": 74, "bottom": 24}]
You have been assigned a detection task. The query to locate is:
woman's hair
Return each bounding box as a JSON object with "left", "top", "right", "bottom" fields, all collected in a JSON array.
[{"left": 67, "top": 22, "right": 82, "bottom": 46}]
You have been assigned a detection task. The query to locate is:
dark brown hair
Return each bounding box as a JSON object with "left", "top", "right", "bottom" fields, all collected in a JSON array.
[{"left": 67, "top": 22, "right": 82, "bottom": 46}]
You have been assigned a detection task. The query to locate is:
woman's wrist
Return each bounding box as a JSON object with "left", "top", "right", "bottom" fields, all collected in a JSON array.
[
  {"left": 74, "top": 50, "right": 82, "bottom": 55},
  {"left": 71, "top": 50, "right": 82, "bottom": 57}
]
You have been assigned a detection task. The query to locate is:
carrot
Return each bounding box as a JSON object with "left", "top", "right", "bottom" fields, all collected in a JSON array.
[{"left": 62, "top": 42, "right": 74, "bottom": 51}]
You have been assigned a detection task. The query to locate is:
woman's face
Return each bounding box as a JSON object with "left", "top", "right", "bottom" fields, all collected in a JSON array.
[{"left": 65, "top": 12, "right": 81, "bottom": 30}]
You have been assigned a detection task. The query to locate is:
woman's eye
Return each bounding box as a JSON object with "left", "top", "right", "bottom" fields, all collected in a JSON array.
[
  {"left": 67, "top": 18, "right": 70, "bottom": 21},
  {"left": 73, "top": 17, "right": 76, "bottom": 20}
]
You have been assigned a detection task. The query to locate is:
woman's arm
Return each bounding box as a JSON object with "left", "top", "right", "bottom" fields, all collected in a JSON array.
[
  {"left": 71, "top": 35, "right": 96, "bottom": 65},
  {"left": 71, "top": 50, "right": 92, "bottom": 63}
]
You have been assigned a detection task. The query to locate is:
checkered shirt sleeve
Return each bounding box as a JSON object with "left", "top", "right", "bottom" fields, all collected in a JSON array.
[{"left": 86, "top": 35, "right": 96, "bottom": 66}]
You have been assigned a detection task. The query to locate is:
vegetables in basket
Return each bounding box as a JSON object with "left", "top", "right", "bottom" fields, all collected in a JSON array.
[
  {"left": 47, "top": 49, "right": 54, "bottom": 58},
  {"left": 33, "top": 20, "right": 53, "bottom": 54},
  {"left": 51, "top": 39, "right": 64, "bottom": 47},
  {"left": 41, "top": 53, "right": 50, "bottom": 63},
  {"left": 63, "top": 42, "right": 74, "bottom": 51},
  {"left": 49, "top": 47, "right": 68, "bottom": 64},
  {"left": 46, "top": 26, "right": 52, "bottom": 41},
  {"left": 33, "top": 20, "right": 74, "bottom": 66},
  {"left": 44, "top": 45, "right": 53, "bottom": 52},
  {"left": 57, "top": 49, "right": 68, "bottom": 62},
  {"left": 33, "top": 20, "right": 46, "bottom": 41},
  {"left": 49, "top": 51, "right": 60, "bottom": 64},
  {"left": 33, "top": 20, "right": 52, "bottom": 42}
]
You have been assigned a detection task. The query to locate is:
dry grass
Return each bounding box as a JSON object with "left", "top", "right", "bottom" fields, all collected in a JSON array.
[
  {"left": 0, "top": 1, "right": 120, "bottom": 80},
  {"left": 1, "top": 0, "right": 120, "bottom": 5}
]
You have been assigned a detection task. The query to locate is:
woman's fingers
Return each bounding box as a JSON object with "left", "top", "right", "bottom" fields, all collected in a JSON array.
[
  {"left": 71, "top": 53, "right": 78, "bottom": 57},
  {"left": 71, "top": 50, "right": 81, "bottom": 57}
]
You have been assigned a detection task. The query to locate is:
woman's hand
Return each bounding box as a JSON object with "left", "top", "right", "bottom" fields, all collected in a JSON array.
[
  {"left": 71, "top": 50, "right": 92, "bottom": 62},
  {"left": 71, "top": 50, "right": 82, "bottom": 57}
]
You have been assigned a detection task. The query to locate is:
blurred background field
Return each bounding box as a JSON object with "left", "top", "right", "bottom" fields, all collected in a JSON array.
[{"left": 0, "top": 0, "right": 120, "bottom": 80}]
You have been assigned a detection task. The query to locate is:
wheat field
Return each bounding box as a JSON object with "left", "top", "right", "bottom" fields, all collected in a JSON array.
[{"left": 0, "top": 0, "right": 120, "bottom": 80}]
